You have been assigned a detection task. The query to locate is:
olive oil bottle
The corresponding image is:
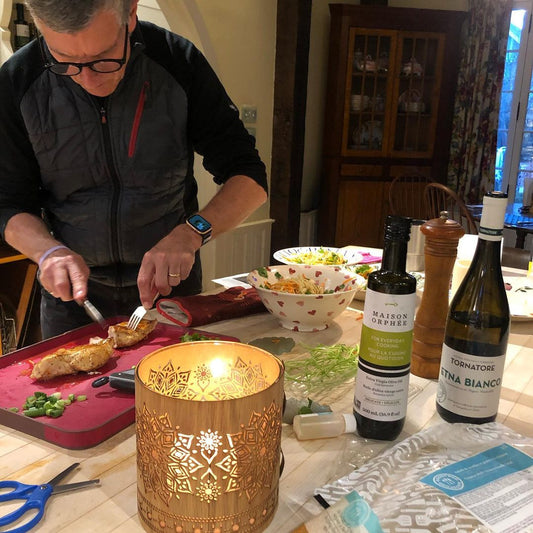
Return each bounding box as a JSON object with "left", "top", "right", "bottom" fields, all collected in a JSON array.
[
  {"left": 353, "top": 215, "right": 417, "bottom": 440},
  {"left": 436, "top": 192, "right": 509, "bottom": 423}
]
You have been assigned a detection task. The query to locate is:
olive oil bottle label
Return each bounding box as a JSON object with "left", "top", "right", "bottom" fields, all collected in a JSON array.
[
  {"left": 437, "top": 344, "right": 506, "bottom": 418},
  {"left": 354, "top": 289, "right": 416, "bottom": 422},
  {"left": 354, "top": 362, "right": 410, "bottom": 422},
  {"left": 360, "top": 289, "right": 415, "bottom": 367}
]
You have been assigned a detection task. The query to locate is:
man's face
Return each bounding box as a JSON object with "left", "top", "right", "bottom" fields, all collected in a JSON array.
[{"left": 38, "top": 9, "right": 135, "bottom": 97}]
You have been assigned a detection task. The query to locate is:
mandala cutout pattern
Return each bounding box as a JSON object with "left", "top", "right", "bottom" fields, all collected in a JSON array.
[
  {"left": 144, "top": 356, "right": 274, "bottom": 400},
  {"left": 137, "top": 401, "right": 282, "bottom": 506}
]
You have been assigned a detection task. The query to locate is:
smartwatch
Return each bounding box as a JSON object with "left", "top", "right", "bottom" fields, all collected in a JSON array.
[{"left": 186, "top": 214, "right": 212, "bottom": 245}]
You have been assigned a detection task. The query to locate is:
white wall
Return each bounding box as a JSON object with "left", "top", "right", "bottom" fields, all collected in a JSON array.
[
  {"left": 137, "top": 1, "right": 276, "bottom": 287},
  {"left": 140, "top": 0, "right": 274, "bottom": 224}
]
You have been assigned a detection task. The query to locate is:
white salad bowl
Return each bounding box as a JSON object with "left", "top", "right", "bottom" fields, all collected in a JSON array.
[{"left": 247, "top": 265, "right": 364, "bottom": 332}]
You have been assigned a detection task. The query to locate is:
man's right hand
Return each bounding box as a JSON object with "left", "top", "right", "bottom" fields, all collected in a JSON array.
[
  {"left": 4, "top": 213, "right": 90, "bottom": 303},
  {"left": 38, "top": 246, "right": 90, "bottom": 302}
]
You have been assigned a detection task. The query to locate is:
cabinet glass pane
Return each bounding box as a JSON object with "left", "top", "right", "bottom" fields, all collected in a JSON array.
[
  {"left": 393, "top": 35, "right": 440, "bottom": 154},
  {"left": 346, "top": 32, "right": 391, "bottom": 153}
]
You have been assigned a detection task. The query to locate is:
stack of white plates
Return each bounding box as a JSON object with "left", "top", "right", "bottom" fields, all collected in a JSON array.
[{"left": 351, "top": 94, "right": 369, "bottom": 111}]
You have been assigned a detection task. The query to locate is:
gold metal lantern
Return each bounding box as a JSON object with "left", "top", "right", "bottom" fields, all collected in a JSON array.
[{"left": 135, "top": 341, "right": 285, "bottom": 533}]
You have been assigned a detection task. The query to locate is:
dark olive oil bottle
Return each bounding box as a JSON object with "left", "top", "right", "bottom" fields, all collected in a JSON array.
[
  {"left": 353, "top": 215, "right": 417, "bottom": 440},
  {"left": 436, "top": 192, "right": 510, "bottom": 423}
]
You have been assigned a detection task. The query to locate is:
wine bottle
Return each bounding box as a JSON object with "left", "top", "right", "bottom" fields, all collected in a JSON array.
[
  {"left": 14, "top": 3, "right": 30, "bottom": 50},
  {"left": 353, "top": 215, "right": 417, "bottom": 440},
  {"left": 436, "top": 191, "right": 509, "bottom": 424}
]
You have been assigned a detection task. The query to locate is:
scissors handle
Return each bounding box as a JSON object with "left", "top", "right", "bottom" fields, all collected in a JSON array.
[
  {"left": 0, "top": 483, "right": 52, "bottom": 533},
  {"left": 0, "top": 481, "right": 35, "bottom": 501}
]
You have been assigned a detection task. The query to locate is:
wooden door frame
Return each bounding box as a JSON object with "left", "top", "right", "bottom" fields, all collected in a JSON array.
[{"left": 269, "top": 0, "right": 312, "bottom": 256}]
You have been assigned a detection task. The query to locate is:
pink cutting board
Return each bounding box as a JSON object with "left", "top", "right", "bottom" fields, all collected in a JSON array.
[{"left": 0, "top": 318, "right": 238, "bottom": 449}]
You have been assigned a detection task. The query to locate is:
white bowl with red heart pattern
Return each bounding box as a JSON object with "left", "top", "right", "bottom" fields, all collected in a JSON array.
[{"left": 247, "top": 265, "right": 364, "bottom": 332}]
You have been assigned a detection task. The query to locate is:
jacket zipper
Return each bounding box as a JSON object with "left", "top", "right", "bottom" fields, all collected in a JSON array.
[
  {"left": 128, "top": 81, "right": 149, "bottom": 158},
  {"left": 98, "top": 103, "right": 122, "bottom": 279}
]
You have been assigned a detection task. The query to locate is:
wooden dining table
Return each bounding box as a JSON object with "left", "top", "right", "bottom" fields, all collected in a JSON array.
[{"left": 0, "top": 269, "right": 531, "bottom": 533}]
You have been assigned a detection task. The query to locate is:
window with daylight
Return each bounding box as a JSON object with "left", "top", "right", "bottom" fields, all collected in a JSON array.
[{"left": 496, "top": 1, "right": 533, "bottom": 203}]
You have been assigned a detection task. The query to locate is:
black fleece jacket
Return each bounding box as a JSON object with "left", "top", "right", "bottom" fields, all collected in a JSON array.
[{"left": 0, "top": 20, "right": 267, "bottom": 289}]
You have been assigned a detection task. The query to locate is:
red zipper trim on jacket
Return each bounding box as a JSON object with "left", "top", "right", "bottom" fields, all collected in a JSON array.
[{"left": 128, "top": 81, "right": 149, "bottom": 158}]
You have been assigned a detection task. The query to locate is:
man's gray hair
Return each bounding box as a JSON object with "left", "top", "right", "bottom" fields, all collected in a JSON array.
[{"left": 25, "top": 0, "right": 132, "bottom": 32}]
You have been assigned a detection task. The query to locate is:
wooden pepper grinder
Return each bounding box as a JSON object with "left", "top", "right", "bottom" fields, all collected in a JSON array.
[{"left": 411, "top": 212, "right": 465, "bottom": 378}]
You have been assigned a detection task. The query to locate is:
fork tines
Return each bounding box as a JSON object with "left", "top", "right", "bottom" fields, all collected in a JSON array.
[{"left": 127, "top": 306, "right": 147, "bottom": 330}]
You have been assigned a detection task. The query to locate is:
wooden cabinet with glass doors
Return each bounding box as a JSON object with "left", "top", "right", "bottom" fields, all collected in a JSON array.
[{"left": 319, "top": 5, "right": 466, "bottom": 248}]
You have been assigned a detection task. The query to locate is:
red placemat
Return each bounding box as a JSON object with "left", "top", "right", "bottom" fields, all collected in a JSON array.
[{"left": 0, "top": 318, "right": 238, "bottom": 449}]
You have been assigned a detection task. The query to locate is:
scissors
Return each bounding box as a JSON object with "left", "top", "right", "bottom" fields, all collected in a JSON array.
[{"left": 0, "top": 462, "right": 99, "bottom": 533}]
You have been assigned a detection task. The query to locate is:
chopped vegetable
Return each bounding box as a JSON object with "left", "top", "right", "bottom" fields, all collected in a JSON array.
[
  {"left": 353, "top": 264, "right": 374, "bottom": 279},
  {"left": 262, "top": 274, "right": 334, "bottom": 295},
  {"left": 286, "top": 247, "right": 347, "bottom": 265},
  {"left": 298, "top": 399, "right": 314, "bottom": 415},
  {"left": 23, "top": 407, "right": 46, "bottom": 418},
  {"left": 76, "top": 395, "right": 87, "bottom": 402},
  {"left": 284, "top": 343, "right": 359, "bottom": 395},
  {"left": 46, "top": 408, "right": 64, "bottom": 418},
  {"left": 8, "top": 390, "right": 86, "bottom": 419},
  {"left": 181, "top": 333, "right": 213, "bottom": 342}
]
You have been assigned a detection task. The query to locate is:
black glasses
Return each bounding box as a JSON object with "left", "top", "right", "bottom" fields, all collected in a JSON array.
[{"left": 41, "top": 24, "right": 129, "bottom": 76}]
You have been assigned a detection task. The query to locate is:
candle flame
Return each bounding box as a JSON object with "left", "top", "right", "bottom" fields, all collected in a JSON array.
[{"left": 208, "top": 357, "right": 229, "bottom": 379}]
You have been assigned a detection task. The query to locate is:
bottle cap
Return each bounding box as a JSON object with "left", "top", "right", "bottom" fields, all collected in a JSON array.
[
  {"left": 342, "top": 413, "right": 357, "bottom": 433},
  {"left": 384, "top": 215, "right": 411, "bottom": 242}
]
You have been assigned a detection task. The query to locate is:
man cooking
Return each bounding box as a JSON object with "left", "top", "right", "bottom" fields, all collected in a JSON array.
[{"left": 0, "top": 0, "right": 268, "bottom": 338}]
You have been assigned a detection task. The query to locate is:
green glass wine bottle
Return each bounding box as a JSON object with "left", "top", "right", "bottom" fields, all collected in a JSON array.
[
  {"left": 436, "top": 191, "right": 510, "bottom": 423},
  {"left": 353, "top": 215, "right": 417, "bottom": 440},
  {"left": 14, "top": 3, "right": 30, "bottom": 50}
]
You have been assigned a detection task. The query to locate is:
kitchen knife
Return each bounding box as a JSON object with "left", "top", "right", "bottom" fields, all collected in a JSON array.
[
  {"left": 80, "top": 299, "right": 107, "bottom": 329},
  {"left": 92, "top": 369, "right": 135, "bottom": 392}
]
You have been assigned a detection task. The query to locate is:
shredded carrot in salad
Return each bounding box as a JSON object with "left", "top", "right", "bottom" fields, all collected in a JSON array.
[{"left": 264, "top": 274, "right": 331, "bottom": 294}]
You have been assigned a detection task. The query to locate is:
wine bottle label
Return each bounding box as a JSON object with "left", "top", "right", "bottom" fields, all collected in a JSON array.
[
  {"left": 437, "top": 343, "right": 506, "bottom": 418},
  {"left": 479, "top": 194, "right": 507, "bottom": 241},
  {"left": 354, "top": 289, "right": 415, "bottom": 422},
  {"left": 15, "top": 24, "right": 30, "bottom": 38}
]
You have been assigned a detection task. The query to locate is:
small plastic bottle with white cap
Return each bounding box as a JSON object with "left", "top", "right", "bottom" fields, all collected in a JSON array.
[{"left": 293, "top": 412, "right": 357, "bottom": 440}]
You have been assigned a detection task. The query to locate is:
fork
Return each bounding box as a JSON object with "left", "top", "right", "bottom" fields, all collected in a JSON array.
[{"left": 127, "top": 292, "right": 160, "bottom": 330}]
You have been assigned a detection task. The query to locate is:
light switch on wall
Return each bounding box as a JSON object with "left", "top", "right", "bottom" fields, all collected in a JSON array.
[{"left": 241, "top": 105, "right": 257, "bottom": 124}]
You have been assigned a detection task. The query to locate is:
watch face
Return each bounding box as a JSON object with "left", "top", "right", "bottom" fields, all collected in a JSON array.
[{"left": 188, "top": 214, "right": 211, "bottom": 234}]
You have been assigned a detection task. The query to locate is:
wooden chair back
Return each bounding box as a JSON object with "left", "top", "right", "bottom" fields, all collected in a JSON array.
[
  {"left": 424, "top": 182, "right": 478, "bottom": 234},
  {"left": 388, "top": 173, "right": 432, "bottom": 219}
]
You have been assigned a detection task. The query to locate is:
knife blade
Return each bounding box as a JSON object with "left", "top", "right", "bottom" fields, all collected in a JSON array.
[{"left": 81, "top": 299, "right": 107, "bottom": 329}]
